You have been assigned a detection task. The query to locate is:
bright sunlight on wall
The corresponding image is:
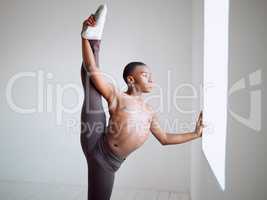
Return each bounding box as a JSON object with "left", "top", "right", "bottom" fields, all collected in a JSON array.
[{"left": 203, "top": 0, "right": 229, "bottom": 191}]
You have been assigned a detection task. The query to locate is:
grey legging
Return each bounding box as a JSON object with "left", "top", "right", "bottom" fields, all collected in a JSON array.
[{"left": 80, "top": 40, "right": 125, "bottom": 200}]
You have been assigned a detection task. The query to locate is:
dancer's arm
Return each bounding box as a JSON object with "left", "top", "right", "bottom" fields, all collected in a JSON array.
[
  {"left": 81, "top": 18, "right": 116, "bottom": 104},
  {"left": 150, "top": 111, "right": 204, "bottom": 145}
]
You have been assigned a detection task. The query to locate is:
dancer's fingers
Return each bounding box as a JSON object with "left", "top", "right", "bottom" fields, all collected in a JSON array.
[
  {"left": 198, "top": 111, "right": 203, "bottom": 124},
  {"left": 197, "top": 113, "right": 201, "bottom": 126},
  {"left": 89, "top": 18, "right": 97, "bottom": 26},
  {"left": 88, "top": 19, "right": 95, "bottom": 26},
  {"left": 88, "top": 17, "right": 93, "bottom": 23},
  {"left": 89, "top": 15, "right": 96, "bottom": 22}
]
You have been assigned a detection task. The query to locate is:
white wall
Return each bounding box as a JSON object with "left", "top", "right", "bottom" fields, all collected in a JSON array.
[
  {"left": 191, "top": 0, "right": 267, "bottom": 199},
  {"left": 0, "top": 0, "right": 193, "bottom": 192}
]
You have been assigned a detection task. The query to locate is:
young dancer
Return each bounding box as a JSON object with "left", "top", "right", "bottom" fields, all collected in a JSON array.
[{"left": 80, "top": 4, "right": 204, "bottom": 200}]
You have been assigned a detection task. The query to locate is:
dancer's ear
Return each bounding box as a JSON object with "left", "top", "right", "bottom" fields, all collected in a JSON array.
[{"left": 126, "top": 76, "right": 135, "bottom": 86}]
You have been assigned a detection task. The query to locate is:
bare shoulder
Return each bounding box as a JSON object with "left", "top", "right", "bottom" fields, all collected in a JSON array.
[{"left": 107, "top": 84, "right": 121, "bottom": 114}]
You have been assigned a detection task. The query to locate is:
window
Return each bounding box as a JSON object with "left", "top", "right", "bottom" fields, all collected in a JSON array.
[{"left": 203, "top": 0, "right": 229, "bottom": 191}]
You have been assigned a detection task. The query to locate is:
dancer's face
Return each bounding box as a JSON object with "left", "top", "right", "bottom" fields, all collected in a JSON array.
[{"left": 128, "top": 65, "right": 154, "bottom": 93}]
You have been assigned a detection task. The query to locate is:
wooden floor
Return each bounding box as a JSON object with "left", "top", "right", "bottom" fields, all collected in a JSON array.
[{"left": 0, "top": 180, "right": 190, "bottom": 200}]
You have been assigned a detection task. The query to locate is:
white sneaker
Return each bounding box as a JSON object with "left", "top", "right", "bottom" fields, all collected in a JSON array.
[{"left": 81, "top": 4, "right": 107, "bottom": 40}]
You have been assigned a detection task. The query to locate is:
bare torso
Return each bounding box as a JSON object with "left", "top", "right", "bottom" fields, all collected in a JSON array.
[{"left": 105, "top": 92, "right": 153, "bottom": 158}]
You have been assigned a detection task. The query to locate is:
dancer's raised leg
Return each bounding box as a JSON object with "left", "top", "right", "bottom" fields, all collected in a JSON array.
[
  {"left": 80, "top": 4, "right": 108, "bottom": 155},
  {"left": 80, "top": 4, "right": 116, "bottom": 200},
  {"left": 80, "top": 39, "right": 106, "bottom": 155}
]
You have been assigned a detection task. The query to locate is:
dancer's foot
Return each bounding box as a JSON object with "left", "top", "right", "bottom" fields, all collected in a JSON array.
[{"left": 81, "top": 4, "right": 107, "bottom": 40}]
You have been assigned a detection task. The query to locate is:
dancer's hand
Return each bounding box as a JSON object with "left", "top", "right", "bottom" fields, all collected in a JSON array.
[
  {"left": 82, "top": 15, "right": 96, "bottom": 29},
  {"left": 194, "top": 111, "right": 205, "bottom": 138}
]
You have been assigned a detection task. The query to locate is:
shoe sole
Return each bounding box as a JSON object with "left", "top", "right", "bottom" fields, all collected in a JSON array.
[{"left": 93, "top": 4, "right": 107, "bottom": 24}]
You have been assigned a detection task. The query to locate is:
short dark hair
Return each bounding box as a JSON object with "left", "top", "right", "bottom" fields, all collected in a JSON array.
[{"left": 123, "top": 62, "right": 146, "bottom": 83}]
